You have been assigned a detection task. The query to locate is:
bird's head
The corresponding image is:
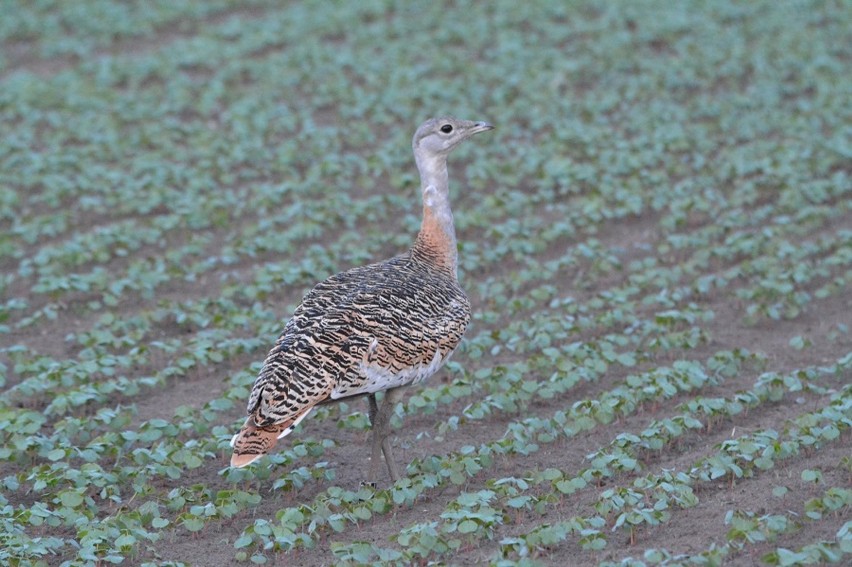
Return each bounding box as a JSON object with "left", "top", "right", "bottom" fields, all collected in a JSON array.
[{"left": 412, "top": 117, "right": 494, "bottom": 157}]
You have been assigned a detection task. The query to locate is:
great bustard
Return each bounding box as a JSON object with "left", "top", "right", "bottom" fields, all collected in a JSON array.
[{"left": 230, "top": 117, "right": 493, "bottom": 483}]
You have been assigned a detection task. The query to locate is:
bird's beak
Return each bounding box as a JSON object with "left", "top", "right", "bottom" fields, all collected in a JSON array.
[{"left": 471, "top": 121, "right": 494, "bottom": 134}]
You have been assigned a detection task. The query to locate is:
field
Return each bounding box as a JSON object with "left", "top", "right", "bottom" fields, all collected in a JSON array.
[{"left": 1, "top": 1, "right": 851, "bottom": 565}]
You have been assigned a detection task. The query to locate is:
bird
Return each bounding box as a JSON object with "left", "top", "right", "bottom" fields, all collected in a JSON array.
[{"left": 229, "top": 117, "right": 493, "bottom": 484}]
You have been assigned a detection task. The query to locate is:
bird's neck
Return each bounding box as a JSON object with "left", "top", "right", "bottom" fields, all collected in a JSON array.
[{"left": 413, "top": 153, "right": 458, "bottom": 276}]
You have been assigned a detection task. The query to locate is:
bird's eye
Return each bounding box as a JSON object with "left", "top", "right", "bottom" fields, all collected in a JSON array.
[{"left": 440, "top": 124, "right": 453, "bottom": 134}]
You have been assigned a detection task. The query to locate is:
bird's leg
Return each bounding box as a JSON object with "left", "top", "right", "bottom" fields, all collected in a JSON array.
[
  {"left": 368, "top": 393, "right": 379, "bottom": 427},
  {"left": 364, "top": 394, "right": 382, "bottom": 487},
  {"left": 380, "top": 388, "right": 404, "bottom": 482},
  {"left": 365, "top": 388, "right": 404, "bottom": 484}
]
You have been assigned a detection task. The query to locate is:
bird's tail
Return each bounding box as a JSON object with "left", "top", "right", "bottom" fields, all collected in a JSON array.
[{"left": 229, "top": 407, "right": 314, "bottom": 468}]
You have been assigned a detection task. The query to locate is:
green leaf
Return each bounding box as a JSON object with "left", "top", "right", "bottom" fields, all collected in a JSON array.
[
  {"left": 152, "top": 517, "right": 170, "bottom": 528},
  {"left": 617, "top": 352, "right": 636, "bottom": 367},
  {"left": 47, "top": 448, "right": 66, "bottom": 461},
  {"left": 556, "top": 477, "right": 586, "bottom": 494},
  {"left": 458, "top": 520, "right": 479, "bottom": 534},
  {"left": 774, "top": 548, "right": 810, "bottom": 566},
  {"left": 114, "top": 534, "right": 136, "bottom": 548},
  {"left": 184, "top": 454, "right": 203, "bottom": 468},
  {"left": 801, "top": 469, "right": 822, "bottom": 483},
  {"left": 59, "top": 491, "right": 84, "bottom": 508},
  {"left": 772, "top": 486, "right": 788, "bottom": 498}
]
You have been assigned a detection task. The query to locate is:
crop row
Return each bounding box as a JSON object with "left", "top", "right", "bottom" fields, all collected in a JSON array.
[
  {"left": 219, "top": 353, "right": 850, "bottom": 564},
  {"left": 449, "top": 381, "right": 848, "bottom": 564},
  {"left": 4, "top": 346, "right": 740, "bottom": 564},
  {"left": 460, "top": 362, "right": 852, "bottom": 562},
  {"left": 4, "top": 84, "right": 848, "bottom": 331},
  {"left": 2, "top": 239, "right": 730, "bottom": 432},
  {"left": 7, "top": 190, "right": 848, "bottom": 337},
  {"left": 230, "top": 349, "right": 837, "bottom": 562}
]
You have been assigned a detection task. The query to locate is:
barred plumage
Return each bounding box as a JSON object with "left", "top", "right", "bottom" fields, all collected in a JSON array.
[{"left": 230, "top": 117, "right": 493, "bottom": 482}]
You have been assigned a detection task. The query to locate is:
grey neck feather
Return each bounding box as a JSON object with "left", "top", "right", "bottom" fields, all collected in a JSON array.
[{"left": 414, "top": 149, "right": 458, "bottom": 273}]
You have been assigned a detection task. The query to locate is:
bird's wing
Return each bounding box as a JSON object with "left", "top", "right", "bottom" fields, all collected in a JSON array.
[
  {"left": 323, "top": 262, "right": 472, "bottom": 399},
  {"left": 244, "top": 262, "right": 378, "bottom": 424},
  {"left": 245, "top": 255, "right": 470, "bottom": 425}
]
